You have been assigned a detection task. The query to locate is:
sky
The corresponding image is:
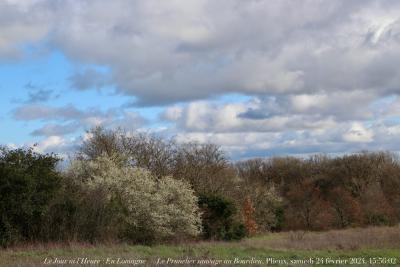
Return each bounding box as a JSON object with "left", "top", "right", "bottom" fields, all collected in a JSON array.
[{"left": 1, "top": 0, "right": 400, "bottom": 160}]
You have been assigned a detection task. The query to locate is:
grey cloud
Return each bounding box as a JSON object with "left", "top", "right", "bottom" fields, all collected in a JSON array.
[
  {"left": 163, "top": 99, "right": 338, "bottom": 134},
  {"left": 69, "top": 68, "right": 110, "bottom": 91},
  {"left": 3, "top": 0, "right": 400, "bottom": 158},
  {"left": 172, "top": 123, "right": 376, "bottom": 160},
  {"left": 2, "top": 0, "right": 400, "bottom": 105},
  {"left": 13, "top": 104, "right": 83, "bottom": 121},
  {"left": 239, "top": 108, "right": 271, "bottom": 120},
  {"left": 30, "top": 122, "right": 80, "bottom": 136},
  {"left": 13, "top": 103, "right": 147, "bottom": 137},
  {"left": 11, "top": 83, "right": 56, "bottom": 104},
  {"left": 26, "top": 89, "right": 55, "bottom": 103},
  {"left": 0, "top": 0, "right": 52, "bottom": 59},
  {"left": 162, "top": 94, "right": 400, "bottom": 159},
  {"left": 239, "top": 92, "right": 376, "bottom": 121}
]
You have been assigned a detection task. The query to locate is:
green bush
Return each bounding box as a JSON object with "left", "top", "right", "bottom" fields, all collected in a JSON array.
[
  {"left": 42, "top": 176, "right": 122, "bottom": 243},
  {"left": 0, "top": 147, "right": 61, "bottom": 247},
  {"left": 198, "top": 194, "right": 246, "bottom": 241},
  {"left": 271, "top": 207, "right": 284, "bottom": 231},
  {"left": 367, "top": 214, "right": 392, "bottom": 226}
]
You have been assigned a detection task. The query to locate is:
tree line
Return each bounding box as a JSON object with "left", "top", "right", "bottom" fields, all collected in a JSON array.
[{"left": 1, "top": 127, "right": 399, "bottom": 247}]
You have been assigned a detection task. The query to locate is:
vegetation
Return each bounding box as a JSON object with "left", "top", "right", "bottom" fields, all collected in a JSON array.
[
  {"left": 1, "top": 126, "right": 400, "bottom": 250},
  {"left": 0, "top": 226, "right": 399, "bottom": 266},
  {"left": 0, "top": 147, "right": 61, "bottom": 247},
  {"left": 43, "top": 154, "right": 201, "bottom": 245},
  {"left": 198, "top": 194, "right": 246, "bottom": 241},
  {"left": 69, "top": 154, "right": 201, "bottom": 244}
]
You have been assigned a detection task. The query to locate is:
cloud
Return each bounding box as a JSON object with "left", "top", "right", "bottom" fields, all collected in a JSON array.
[
  {"left": 159, "top": 95, "right": 400, "bottom": 158},
  {"left": 0, "top": 0, "right": 52, "bottom": 59},
  {"left": 342, "top": 123, "right": 374, "bottom": 143},
  {"left": 239, "top": 91, "right": 376, "bottom": 121},
  {"left": 164, "top": 98, "right": 339, "bottom": 133},
  {"left": 1, "top": 0, "right": 400, "bottom": 104},
  {"left": 26, "top": 89, "right": 54, "bottom": 103},
  {"left": 33, "top": 135, "right": 67, "bottom": 153},
  {"left": 13, "top": 104, "right": 83, "bottom": 121},
  {"left": 31, "top": 135, "right": 82, "bottom": 159},
  {"left": 69, "top": 68, "right": 110, "bottom": 91},
  {"left": 2, "top": 0, "right": 400, "bottom": 158},
  {"left": 21, "top": 82, "right": 59, "bottom": 103},
  {"left": 13, "top": 103, "right": 147, "bottom": 137},
  {"left": 30, "top": 122, "right": 79, "bottom": 136}
]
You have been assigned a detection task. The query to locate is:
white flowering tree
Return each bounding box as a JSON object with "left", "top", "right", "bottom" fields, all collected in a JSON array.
[{"left": 69, "top": 154, "right": 201, "bottom": 243}]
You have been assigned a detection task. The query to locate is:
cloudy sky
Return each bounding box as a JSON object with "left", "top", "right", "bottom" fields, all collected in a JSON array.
[{"left": 1, "top": 0, "right": 400, "bottom": 159}]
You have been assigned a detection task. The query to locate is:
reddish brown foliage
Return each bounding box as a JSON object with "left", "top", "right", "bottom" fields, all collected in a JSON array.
[{"left": 242, "top": 196, "right": 258, "bottom": 235}]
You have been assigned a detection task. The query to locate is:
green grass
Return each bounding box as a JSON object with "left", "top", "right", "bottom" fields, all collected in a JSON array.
[{"left": 1, "top": 227, "right": 400, "bottom": 266}]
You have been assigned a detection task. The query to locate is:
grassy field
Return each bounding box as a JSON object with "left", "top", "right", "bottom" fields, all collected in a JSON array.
[{"left": 1, "top": 226, "right": 399, "bottom": 267}]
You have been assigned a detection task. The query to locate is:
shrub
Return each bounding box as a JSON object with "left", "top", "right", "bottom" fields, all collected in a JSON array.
[
  {"left": 68, "top": 154, "right": 201, "bottom": 244},
  {"left": 242, "top": 197, "right": 258, "bottom": 235},
  {"left": 80, "top": 127, "right": 236, "bottom": 196},
  {"left": 251, "top": 186, "right": 283, "bottom": 232},
  {"left": 198, "top": 194, "right": 246, "bottom": 240},
  {"left": 42, "top": 175, "right": 122, "bottom": 243},
  {"left": 0, "top": 147, "right": 61, "bottom": 247}
]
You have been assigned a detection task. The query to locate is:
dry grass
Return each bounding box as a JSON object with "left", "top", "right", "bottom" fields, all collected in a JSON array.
[
  {"left": 244, "top": 225, "right": 400, "bottom": 250},
  {"left": 1, "top": 226, "right": 399, "bottom": 266}
]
